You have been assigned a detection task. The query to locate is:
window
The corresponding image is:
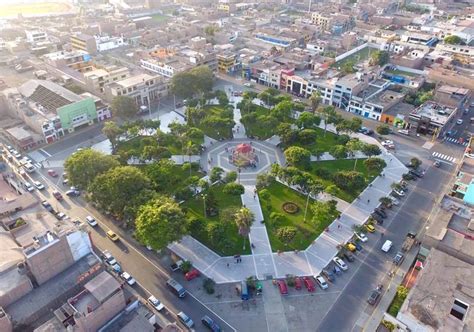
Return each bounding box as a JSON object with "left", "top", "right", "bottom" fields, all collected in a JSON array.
[{"left": 451, "top": 299, "right": 469, "bottom": 321}]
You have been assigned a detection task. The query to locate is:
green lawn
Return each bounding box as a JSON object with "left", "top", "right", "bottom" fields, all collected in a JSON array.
[
  {"left": 309, "top": 159, "right": 381, "bottom": 202},
  {"left": 195, "top": 105, "right": 234, "bottom": 140},
  {"left": 150, "top": 14, "right": 170, "bottom": 23},
  {"left": 292, "top": 127, "right": 340, "bottom": 154},
  {"left": 183, "top": 185, "right": 250, "bottom": 256},
  {"left": 259, "top": 181, "right": 335, "bottom": 252}
]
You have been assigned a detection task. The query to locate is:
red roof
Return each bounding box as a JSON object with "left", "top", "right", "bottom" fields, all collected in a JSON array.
[{"left": 235, "top": 143, "right": 252, "bottom": 153}]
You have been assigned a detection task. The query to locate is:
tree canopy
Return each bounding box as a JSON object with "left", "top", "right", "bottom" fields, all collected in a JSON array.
[
  {"left": 135, "top": 197, "right": 187, "bottom": 250},
  {"left": 444, "top": 35, "right": 463, "bottom": 45},
  {"left": 64, "top": 149, "right": 120, "bottom": 190},
  {"left": 369, "top": 50, "right": 390, "bottom": 66},
  {"left": 171, "top": 65, "right": 214, "bottom": 99},
  {"left": 102, "top": 121, "right": 123, "bottom": 152},
  {"left": 110, "top": 95, "right": 137, "bottom": 119},
  {"left": 284, "top": 146, "right": 311, "bottom": 167}
]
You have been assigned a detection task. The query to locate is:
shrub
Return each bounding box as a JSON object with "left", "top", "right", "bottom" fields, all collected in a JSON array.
[
  {"left": 286, "top": 274, "right": 296, "bottom": 287},
  {"left": 223, "top": 171, "right": 237, "bottom": 183},
  {"left": 282, "top": 202, "right": 299, "bottom": 214},
  {"left": 314, "top": 167, "right": 332, "bottom": 180},
  {"left": 337, "top": 134, "right": 350, "bottom": 145},
  {"left": 382, "top": 320, "right": 396, "bottom": 331},
  {"left": 276, "top": 226, "right": 297, "bottom": 245},
  {"left": 203, "top": 278, "right": 215, "bottom": 294},
  {"left": 246, "top": 276, "right": 257, "bottom": 290},
  {"left": 269, "top": 212, "right": 285, "bottom": 226},
  {"left": 222, "top": 182, "right": 245, "bottom": 195},
  {"left": 181, "top": 260, "right": 193, "bottom": 273},
  {"left": 387, "top": 286, "right": 409, "bottom": 317},
  {"left": 187, "top": 216, "right": 205, "bottom": 233}
]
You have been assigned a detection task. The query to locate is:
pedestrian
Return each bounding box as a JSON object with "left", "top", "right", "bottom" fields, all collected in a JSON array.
[
  {"left": 253, "top": 193, "right": 256, "bottom": 200},
  {"left": 227, "top": 263, "right": 229, "bottom": 268},
  {"left": 367, "top": 199, "right": 370, "bottom": 203},
  {"left": 338, "top": 224, "right": 341, "bottom": 229}
]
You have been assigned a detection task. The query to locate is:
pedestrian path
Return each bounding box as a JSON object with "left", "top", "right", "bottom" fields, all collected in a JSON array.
[
  {"left": 310, "top": 151, "right": 366, "bottom": 162},
  {"left": 432, "top": 151, "right": 457, "bottom": 163},
  {"left": 445, "top": 136, "right": 468, "bottom": 146}
]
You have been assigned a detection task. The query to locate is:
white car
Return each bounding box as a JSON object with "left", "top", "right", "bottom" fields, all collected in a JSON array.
[
  {"left": 24, "top": 182, "right": 34, "bottom": 192},
  {"left": 148, "top": 295, "right": 165, "bottom": 311},
  {"left": 86, "top": 215, "right": 98, "bottom": 227},
  {"left": 456, "top": 119, "right": 463, "bottom": 125},
  {"left": 121, "top": 272, "right": 136, "bottom": 286},
  {"left": 388, "top": 195, "right": 400, "bottom": 206},
  {"left": 103, "top": 251, "right": 117, "bottom": 265},
  {"left": 381, "top": 140, "right": 395, "bottom": 149},
  {"left": 392, "top": 188, "right": 405, "bottom": 197},
  {"left": 355, "top": 232, "right": 368, "bottom": 243},
  {"left": 382, "top": 240, "right": 393, "bottom": 252},
  {"left": 315, "top": 275, "right": 328, "bottom": 289},
  {"left": 33, "top": 181, "right": 45, "bottom": 190},
  {"left": 332, "top": 257, "right": 348, "bottom": 271},
  {"left": 398, "top": 129, "right": 409, "bottom": 136}
]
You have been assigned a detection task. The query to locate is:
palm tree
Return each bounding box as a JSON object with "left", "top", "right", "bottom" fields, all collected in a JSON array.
[
  {"left": 184, "top": 141, "right": 199, "bottom": 176},
  {"left": 309, "top": 91, "right": 321, "bottom": 113},
  {"left": 235, "top": 207, "right": 254, "bottom": 250},
  {"left": 346, "top": 139, "right": 364, "bottom": 171}
]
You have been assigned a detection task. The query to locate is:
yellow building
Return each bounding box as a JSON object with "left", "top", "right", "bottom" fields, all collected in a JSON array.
[
  {"left": 311, "top": 13, "right": 331, "bottom": 30},
  {"left": 217, "top": 53, "right": 236, "bottom": 73}
]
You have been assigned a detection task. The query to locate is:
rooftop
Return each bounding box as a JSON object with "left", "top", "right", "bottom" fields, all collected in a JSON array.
[
  {"left": 410, "top": 101, "right": 455, "bottom": 125},
  {"left": 366, "top": 89, "right": 404, "bottom": 108},
  {"left": 109, "top": 74, "right": 159, "bottom": 88},
  {"left": 398, "top": 249, "right": 474, "bottom": 331},
  {"left": 84, "top": 270, "right": 121, "bottom": 303},
  {"left": 43, "top": 49, "right": 89, "bottom": 61},
  {"left": 5, "top": 126, "right": 32, "bottom": 141},
  {"left": 101, "top": 302, "right": 155, "bottom": 332}
]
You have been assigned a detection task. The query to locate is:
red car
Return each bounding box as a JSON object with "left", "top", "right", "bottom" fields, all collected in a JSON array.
[
  {"left": 295, "top": 277, "right": 302, "bottom": 290},
  {"left": 48, "top": 169, "right": 58, "bottom": 177},
  {"left": 52, "top": 190, "right": 63, "bottom": 201},
  {"left": 277, "top": 280, "right": 288, "bottom": 295},
  {"left": 303, "top": 277, "right": 315, "bottom": 292},
  {"left": 184, "top": 269, "right": 200, "bottom": 281}
]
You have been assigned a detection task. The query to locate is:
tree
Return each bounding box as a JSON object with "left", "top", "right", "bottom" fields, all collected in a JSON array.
[
  {"left": 284, "top": 146, "right": 311, "bottom": 167},
  {"left": 361, "top": 144, "right": 381, "bottom": 158},
  {"left": 110, "top": 95, "right": 137, "bottom": 119},
  {"left": 277, "top": 122, "right": 298, "bottom": 145},
  {"left": 271, "top": 100, "right": 293, "bottom": 121},
  {"left": 296, "top": 112, "right": 321, "bottom": 129},
  {"left": 369, "top": 50, "right": 390, "bottom": 66},
  {"left": 171, "top": 65, "right": 213, "bottom": 99},
  {"left": 346, "top": 138, "right": 364, "bottom": 170},
  {"left": 379, "top": 196, "right": 392, "bottom": 208},
  {"left": 88, "top": 166, "right": 153, "bottom": 219},
  {"left": 364, "top": 157, "right": 387, "bottom": 173},
  {"left": 376, "top": 124, "right": 391, "bottom": 135},
  {"left": 222, "top": 182, "right": 245, "bottom": 195},
  {"left": 317, "top": 105, "right": 337, "bottom": 135},
  {"left": 235, "top": 208, "right": 255, "bottom": 250},
  {"left": 206, "top": 222, "right": 225, "bottom": 246},
  {"left": 256, "top": 173, "right": 274, "bottom": 189},
  {"left": 210, "top": 167, "right": 224, "bottom": 183},
  {"left": 276, "top": 226, "right": 297, "bottom": 246},
  {"left": 64, "top": 149, "right": 120, "bottom": 190},
  {"left": 311, "top": 200, "right": 339, "bottom": 225},
  {"left": 189, "top": 65, "right": 214, "bottom": 96},
  {"left": 135, "top": 197, "right": 187, "bottom": 250},
  {"left": 309, "top": 91, "right": 321, "bottom": 113},
  {"left": 341, "top": 60, "right": 356, "bottom": 74},
  {"left": 329, "top": 145, "right": 348, "bottom": 159},
  {"left": 444, "top": 35, "right": 463, "bottom": 45},
  {"left": 224, "top": 171, "right": 237, "bottom": 183},
  {"left": 204, "top": 25, "right": 217, "bottom": 36},
  {"left": 333, "top": 171, "right": 365, "bottom": 191},
  {"left": 410, "top": 157, "right": 422, "bottom": 169}
]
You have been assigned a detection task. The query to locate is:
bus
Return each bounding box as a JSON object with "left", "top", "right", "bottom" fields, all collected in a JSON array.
[
  {"left": 166, "top": 278, "right": 186, "bottom": 298},
  {"left": 240, "top": 280, "right": 249, "bottom": 300}
]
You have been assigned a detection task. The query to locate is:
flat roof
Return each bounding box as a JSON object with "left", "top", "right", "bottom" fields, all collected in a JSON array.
[
  {"left": 101, "top": 303, "right": 155, "bottom": 332},
  {"left": 84, "top": 271, "right": 121, "bottom": 303},
  {"left": 112, "top": 74, "right": 157, "bottom": 88},
  {"left": 5, "top": 126, "right": 31, "bottom": 141},
  {"left": 410, "top": 101, "right": 455, "bottom": 124},
  {"left": 399, "top": 249, "right": 474, "bottom": 331}
]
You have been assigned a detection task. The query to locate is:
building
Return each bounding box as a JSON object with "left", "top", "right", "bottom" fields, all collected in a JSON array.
[
  {"left": 254, "top": 33, "right": 297, "bottom": 49},
  {"left": 217, "top": 53, "right": 239, "bottom": 74},
  {"left": 83, "top": 66, "right": 130, "bottom": 94},
  {"left": 71, "top": 34, "right": 97, "bottom": 54},
  {"left": 25, "top": 30, "right": 48, "bottom": 44},
  {"left": 70, "top": 272, "right": 126, "bottom": 332},
  {"left": 396, "top": 249, "right": 474, "bottom": 331},
  {"left": 43, "top": 50, "right": 93, "bottom": 73},
  {"left": 105, "top": 74, "right": 168, "bottom": 106},
  {"left": 95, "top": 35, "right": 126, "bottom": 52},
  {"left": 4, "top": 126, "right": 44, "bottom": 151},
  {"left": 433, "top": 85, "right": 471, "bottom": 109},
  {"left": 408, "top": 101, "right": 457, "bottom": 137},
  {"left": 3, "top": 80, "right": 98, "bottom": 143}
]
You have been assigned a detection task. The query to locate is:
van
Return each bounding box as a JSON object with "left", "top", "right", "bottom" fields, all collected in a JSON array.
[
  {"left": 240, "top": 280, "right": 249, "bottom": 300},
  {"left": 382, "top": 240, "right": 393, "bottom": 252},
  {"left": 167, "top": 278, "right": 186, "bottom": 298}
]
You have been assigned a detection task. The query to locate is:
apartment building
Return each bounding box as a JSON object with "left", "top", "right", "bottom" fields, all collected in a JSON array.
[
  {"left": 311, "top": 13, "right": 354, "bottom": 35},
  {"left": 105, "top": 73, "right": 168, "bottom": 106},
  {"left": 217, "top": 52, "right": 239, "bottom": 73},
  {"left": 408, "top": 101, "right": 457, "bottom": 137},
  {"left": 25, "top": 30, "right": 48, "bottom": 44},
  {"left": 83, "top": 66, "right": 130, "bottom": 94},
  {"left": 348, "top": 85, "right": 404, "bottom": 121},
  {"left": 71, "top": 34, "right": 97, "bottom": 54},
  {"left": 43, "top": 50, "right": 93, "bottom": 73}
]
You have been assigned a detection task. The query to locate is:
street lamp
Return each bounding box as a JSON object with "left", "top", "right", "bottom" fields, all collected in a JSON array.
[
  {"left": 303, "top": 190, "right": 312, "bottom": 223},
  {"left": 202, "top": 194, "right": 207, "bottom": 217},
  {"left": 237, "top": 167, "right": 241, "bottom": 184}
]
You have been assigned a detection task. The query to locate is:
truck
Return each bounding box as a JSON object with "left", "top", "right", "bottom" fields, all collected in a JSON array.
[
  {"left": 401, "top": 232, "right": 417, "bottom": 252},
  {"left": 170, "top": 259, "right": 184, "bottom": 271}
]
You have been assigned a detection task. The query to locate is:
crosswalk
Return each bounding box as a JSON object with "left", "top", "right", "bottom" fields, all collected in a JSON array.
[
  {"left": 445, "top": 137, "right": 468, "bottom": 146},
  {"left": 432, "top": 152, "right": 457, "bottom": 163}
]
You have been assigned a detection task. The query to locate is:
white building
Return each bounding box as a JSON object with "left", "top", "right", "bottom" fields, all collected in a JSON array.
[
  {"left": 25, "top": 30, "right": 48, "bottom": 44},
  {"left": 95, "top": 35, "right": 126, "bottom": 52}
]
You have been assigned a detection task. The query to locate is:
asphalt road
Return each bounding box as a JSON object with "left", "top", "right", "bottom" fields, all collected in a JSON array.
[
  {"left": 20, "top": 166, "right": 235, "bottom": 332},
  {"left": 315, "top": 140, "right": 457, "bottom": 332}
]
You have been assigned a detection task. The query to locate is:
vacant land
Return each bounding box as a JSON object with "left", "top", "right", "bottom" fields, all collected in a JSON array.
[{"left": 0, "top": 2, "right": 74, "bottom": 18}]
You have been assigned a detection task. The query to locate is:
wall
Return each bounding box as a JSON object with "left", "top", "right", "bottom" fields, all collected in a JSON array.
[
  {"left": 57, "top": 98, "right": 97, "bottom": 132},
  {"left": 334, "top": 42, "right": 368, "bottom": 62}
]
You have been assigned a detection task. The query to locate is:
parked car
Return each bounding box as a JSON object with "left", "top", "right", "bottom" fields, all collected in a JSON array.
[
  {"left": 315, "top": 275, "right": 328, "bottom": 290},
  {"left": 333, "top": 257, "right": 348, "bottom": 271},
  {"left": 106, "top": 230, "right": 119, "bottom": 242},
  {"left": 277, "top": 280, "right": 288, "bottom": 295},
  {"left": 393, "top": 252, "right": 405, "bottom": 265},
  {"left": 201, "top": 315, "right": 221, "bottom": 332},
  {"left": 367, "top": 287, "right": 382, "bottom": 305},
  {"left": 388, "top": 196, "right": 400, "bottom": 206},
  {"left": 409, "top": 169, "right": 424, "bottom": 178},
  {"left": 66, "top": 188, "right": 80, "bottom": 197},
  {"left": 47, "top": 169, "right": 58, "bottom": 177},
  {"left": 342, "top": 251, "right": 355, "bottom": 262},
  {"left": 52, "top": 190, "right": 63, "bottom": 201},
  {"left": 381, "top": 140, "right": 395, "bottom": 149},
  {"left": 303, "top": 276, "right": 315, "bottom": 292},
  {"left": 170, "top": 260, "right": 184, "bottom": 271},
  {"left": 121, "top": 272, "right": 136, "bottom": 285},
  {"left": 33, "top": 181, "right": 45, "bottom": 190},
  {"left": 55, "top": 212, "right": 66, "bottom": 220},
  {"left": 365, "top": 224, "right": 376, "bottom": 233},
  {"left": 333, "top": 265, "right": 342, "bottom": 275},
  {"left": 398, "top": 129, "right": 409, "bottom": 136},
  {"left": 103, "top": 250, "right": 118, "bottom": 266},
  {"left": 355, "top": 232, "right": 368, "bottom": 242},
  {"left": 185, "top": 269, "right": 200, "bottom": 281},
  {"left": 374, "top": 207, "right": 387, "bottom": 218},
  {"left": 177, "top": 312, "right": 194, "bottom": 328},
  {"left": 392, "top": 189, "right": 405, "bottom": 197},
  {"left": 382, "top": 240, "right": 393, "bottom": 252},
  {"left": 321, "top": 268, "right": 335, "bottom": 282},
  {"left": 371, "top": 213, "right": 384, "bottom": 224},
  {"left": 41, "top": 200, "right": 54, "bottom": 212},
  {"left": 294, "top": 277, "right": 302, "bottom": 290},
  {"left": 148, "top": 296, "right": 165, "bottom": 311},
  {"left": 346, "top": 242, "right": 357, "bottom": 252},
  {"left": 86, "top": 215, "right": 98, "bottom": 227},
  {"left": 359, "top": 127, "right": 374, "bottom": 135},
  {"left": 352, "top": 241, "right": 363, "bottom": 251},
  {"left": 456, "top": 119, "right": 464, "bottom": 125}
]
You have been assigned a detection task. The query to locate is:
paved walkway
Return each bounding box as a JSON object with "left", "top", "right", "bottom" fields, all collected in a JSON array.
[
  {"left": 169, "top": 120, "right": 408, "bottom": 284},
  {"left": 311, "top": 151, "right": 367, "bottom": 161},
  {"left": 231, "top": 95, "right": 247, "bottom": 139}
]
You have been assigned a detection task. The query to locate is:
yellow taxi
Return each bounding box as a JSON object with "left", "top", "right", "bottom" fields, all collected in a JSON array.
[
  {"left": 345, "top": 242, "right": 356, "bottom": 252},
  {"left": 107, "top": 230, "right": 120, "bottom": 242},
  {"left": 365, "top": 224, "right": 376, "bottom": 233}
]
